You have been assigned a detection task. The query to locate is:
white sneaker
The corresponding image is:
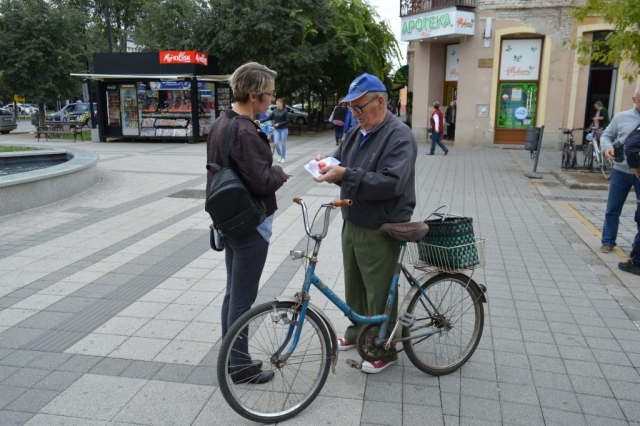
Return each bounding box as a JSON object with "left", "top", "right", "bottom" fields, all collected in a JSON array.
[{"left": 280, "top": 158, "right": 285, "bottom": 163}]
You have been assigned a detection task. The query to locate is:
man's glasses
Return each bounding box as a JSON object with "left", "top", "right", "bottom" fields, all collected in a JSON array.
[
  {"left": 347, "top": 96, "right": 377, "bottom": 114},
  {"left": 260, "top": 91, "right": 277, "bottom": 98}
]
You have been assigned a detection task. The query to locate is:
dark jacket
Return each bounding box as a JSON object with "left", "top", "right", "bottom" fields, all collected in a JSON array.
[
  {"left": 207, "top": 110, "right": 285, "bottom": 217},
  {"left": 445, "top": 106, "right": 456, "bottom": 124},
  {"left": 332, "top": 106, "right": 348, "bottom": 123},
  {"left": 330, "top": 112, "right": 417, "bottom": 229},
  {"left": 262, "top": 107, "right": 288, "bottom": 128}
]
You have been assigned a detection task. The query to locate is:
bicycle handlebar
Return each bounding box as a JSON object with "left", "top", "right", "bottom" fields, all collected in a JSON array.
[{"left": 293, "top": 197, "right": 351, "bottom": 239}]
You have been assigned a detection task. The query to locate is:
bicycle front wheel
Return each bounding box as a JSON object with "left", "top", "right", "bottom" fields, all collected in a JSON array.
[
  {"left": 402, "top": 273, "right": 484, "bottom": 376},
  {"left": 584, "top": 144, "right": 594, "bottom": 171},
  {"left": 217, "top": 301, "right": 332, "bottom": 423}
]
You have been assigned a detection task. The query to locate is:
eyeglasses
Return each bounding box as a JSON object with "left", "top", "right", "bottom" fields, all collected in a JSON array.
[
  {"left": 347, "top": 96, "right": 377, "bottom": 114},
  {"left": 260, "top": 91, "right": 277, "bottom": 98}
]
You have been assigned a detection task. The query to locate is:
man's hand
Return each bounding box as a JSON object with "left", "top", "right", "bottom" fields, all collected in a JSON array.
[
  {"left": 313, "top": 165, "right": 345, "bottom": 183},
  {"left": 635, "top": 168, "right": 640, "bottom": 179},
  {"left": 314, "top": 154, "right": 325, "bottom": 161},
  {"left": 605, "top": 147, "right": 615, "bottom": 160}
]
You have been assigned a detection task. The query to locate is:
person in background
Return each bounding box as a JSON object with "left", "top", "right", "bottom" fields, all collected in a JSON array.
[
  {"left": 592, "top": 100, "right": 610, "bottom": 140},
  {"left": 428, "top": 102, "right": 448, "bottom": 155},
  {"left": 600, "top": 89, "right": 640, "bottom": 253},
  {"left": 314, "top": 73, "right": 418, "bottom": 374},
  {"left": 445, "top": 100, "right": 456, "bottom": 141},
  {"left": 261, "top": 98, "right": 289, "bottom": 163},
  {"left": 331, "top": 100, "right": 348, "bottom": 145},
  {"left": 397, "top": 100, "right": 401, "bottom": 117},
  {"left": 207, "top": 62, "right": 288, "bottom": 384}
]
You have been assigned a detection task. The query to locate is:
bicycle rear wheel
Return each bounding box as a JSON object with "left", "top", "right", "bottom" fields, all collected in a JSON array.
[
  {"left": 584, "top": 144, "right": 594, "bottom": 171},
  {"left": 402, "top": 273, "right": 484, "bottom": 376},
  {"left": 217, "top": 301, "right": 332, "bottom": 423}
]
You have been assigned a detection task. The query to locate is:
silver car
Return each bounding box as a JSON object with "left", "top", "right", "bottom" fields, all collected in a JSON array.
[
  {"left": 0, "top": 109, "right": 17, "bottom": 134},
  {"left": 268, "top": 105, "right": 308, "bottom": 124}
]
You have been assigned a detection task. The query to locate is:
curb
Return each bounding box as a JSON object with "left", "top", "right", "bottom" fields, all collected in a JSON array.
[{"left": 550, "top": 169, "right": 610, "bottom": 190}]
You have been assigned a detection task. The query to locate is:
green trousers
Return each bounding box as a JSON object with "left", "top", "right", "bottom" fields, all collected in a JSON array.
[{"left": 342, "top": 221, "right": 401, "bottom": 362}]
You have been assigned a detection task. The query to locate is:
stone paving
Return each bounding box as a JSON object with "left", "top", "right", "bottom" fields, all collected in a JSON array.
[{"left": 0, "top": 132, "right": 639, "bottom": 425}]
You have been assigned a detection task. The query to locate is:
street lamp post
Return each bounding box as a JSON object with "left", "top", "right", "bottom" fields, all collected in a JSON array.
[{"left": 79, "top": 0, "right": 96, "bottom": 129}]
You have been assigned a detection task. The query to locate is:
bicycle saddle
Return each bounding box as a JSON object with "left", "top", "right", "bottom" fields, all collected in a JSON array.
[{"left": 379, "top": 222, "right": 429, "bottom": 242}]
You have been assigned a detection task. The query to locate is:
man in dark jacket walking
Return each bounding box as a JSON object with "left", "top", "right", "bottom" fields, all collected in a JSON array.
[
  {"left": 445, "top": 100, "right": 456, "bottom": 141},
  {"left": 314, "top": 73, "right": 418, "bottom": 374},
  {"left": 428, "top": 102, "right": 448, "bottom": 155}
]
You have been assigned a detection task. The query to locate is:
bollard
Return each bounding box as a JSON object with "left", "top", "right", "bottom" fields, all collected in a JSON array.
[{"left": 525, "top": 125, "right": 545, "bottom": 179}]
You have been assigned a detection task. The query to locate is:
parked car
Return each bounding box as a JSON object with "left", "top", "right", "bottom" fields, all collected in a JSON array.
[
  {"left": 47, "top": 102, "right": 97, "bottom": 126},
  {"left": 5, "top": 104, "right": 28, "bottom": 115},
  {"left": 0, "top": 109, "right": 17, "bottom": 134},
  {"left": 268, "top": 104, "right": 308, "bottom": 124}
]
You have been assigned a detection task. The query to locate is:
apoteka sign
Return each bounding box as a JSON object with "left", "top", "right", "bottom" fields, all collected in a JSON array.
[
  {"left": 160, "top": 51, "right": 208, "bottom": 66},
  {"left": 401, "top": 7, "right": 475, "bottom": 42}
]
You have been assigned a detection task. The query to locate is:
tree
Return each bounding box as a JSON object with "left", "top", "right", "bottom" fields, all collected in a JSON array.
[
  {"left": 0, "top": 0, "right": 86, "bottom": 125},
  {"left": 571, "top": 0, "right": 640, "bottom": 81}
]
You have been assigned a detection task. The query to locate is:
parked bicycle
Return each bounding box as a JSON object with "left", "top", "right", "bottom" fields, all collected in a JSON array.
[
  {"left": 583, "top": 128, "right": 614, "bottom": 180},
  {"left": 560, "top": 127, "right": 587, "bottom": 170},
  {"left": 216, "top": 198, "right": 487, "bottom": 423}
]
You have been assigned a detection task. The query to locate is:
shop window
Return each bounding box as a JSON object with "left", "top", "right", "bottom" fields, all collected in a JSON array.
[{"left": 496, "top": 82, "right": 537, "bottom": 129}]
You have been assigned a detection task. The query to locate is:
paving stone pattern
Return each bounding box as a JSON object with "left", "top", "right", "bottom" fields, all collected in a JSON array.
[{"left": 0, "top": 135, "right": 639, "bottom": 425}]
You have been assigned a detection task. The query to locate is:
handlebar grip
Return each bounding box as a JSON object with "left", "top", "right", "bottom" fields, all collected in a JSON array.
[
  {"left": 293, "top": 197, "right": 303, "bottom": 205},
  {"left": 332, "top": 199, "right": 352, "bottom": 207}
]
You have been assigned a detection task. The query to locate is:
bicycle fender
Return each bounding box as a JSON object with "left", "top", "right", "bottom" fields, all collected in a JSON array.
[{"left": 275, "top": 296, "right": 339, "bottom": 375}]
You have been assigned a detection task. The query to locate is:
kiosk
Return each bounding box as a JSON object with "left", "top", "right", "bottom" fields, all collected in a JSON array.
[{"left": 72, "top": 51, "right": 230, "bottom": 143}]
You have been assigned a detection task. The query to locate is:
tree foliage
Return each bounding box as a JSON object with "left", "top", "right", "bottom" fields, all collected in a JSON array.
[
  {"left": 570, "top": 0, "right": 640, "bottom": 81},
  {"left": 0, "top": 0, "right": 85, "bottom": 122}
]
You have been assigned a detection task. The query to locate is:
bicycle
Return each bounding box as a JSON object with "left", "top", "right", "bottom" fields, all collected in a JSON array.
[
  {"left": 560, "top": 127, "right": 587, "bottom": 170},
  {"left": 259, "top": 120, "right": 276, "bottom": 154},
  {"left": 583, "top": 128, "right": 614, "bottom": 180},
  {"left": 216, "top": 198, "right": 487, "bottom": 423}
]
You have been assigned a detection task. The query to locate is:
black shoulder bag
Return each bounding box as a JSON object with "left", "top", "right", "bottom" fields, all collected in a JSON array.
[{"left": 205, "top": 116, "right": 266, "bottom": 247}]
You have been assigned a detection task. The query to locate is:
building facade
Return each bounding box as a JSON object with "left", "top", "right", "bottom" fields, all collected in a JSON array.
[{"left": 402, "top": 0, "right": 637, "bottom": 148}]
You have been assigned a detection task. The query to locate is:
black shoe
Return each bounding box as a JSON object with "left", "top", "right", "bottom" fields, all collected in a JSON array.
[
  {"left": 444, "top": 150, "right": 449, "bottom": 155},
  {"left": 618, "top": 260, "right": 640, "bottom": 276},
  {"left": 228, "top": 359, "right": 263, "bottom": 371},
  {"left": 230, "top": 365, "right": 274, "bottom": 384},
  {"left": 427, "top": 153, "right": 434, "bottom": 155}
]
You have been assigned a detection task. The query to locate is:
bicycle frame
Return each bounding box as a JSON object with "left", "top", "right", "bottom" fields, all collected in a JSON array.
[{"left": 277, "top": 200, "right": 442, "bottom": 362}]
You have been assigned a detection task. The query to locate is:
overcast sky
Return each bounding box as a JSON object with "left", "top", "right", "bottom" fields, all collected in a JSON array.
[{"left": 367, "top": 0, "right": 408, "bottom": 68}]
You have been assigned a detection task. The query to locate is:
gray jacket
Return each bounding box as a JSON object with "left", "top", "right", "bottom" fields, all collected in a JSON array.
[
  {"left": 601, "top": 106, "right": 640, "bottom": 174},
  {"left": 330, "top": 112, "right": 417, "bottom": 229}
]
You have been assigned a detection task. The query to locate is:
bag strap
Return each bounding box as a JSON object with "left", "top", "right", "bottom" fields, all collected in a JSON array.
[{"left": 223, "top": 115, "right": 239, "bottom": 168}]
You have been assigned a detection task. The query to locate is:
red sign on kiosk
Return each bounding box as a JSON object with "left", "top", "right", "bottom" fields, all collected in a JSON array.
[{"left": 159, "top": 51, "right": 208, "bottom": 66}]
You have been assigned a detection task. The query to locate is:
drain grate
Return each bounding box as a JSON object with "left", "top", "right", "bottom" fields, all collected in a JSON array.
[{"left": 168, "top": 189, "right": 207, "bottom": 199}]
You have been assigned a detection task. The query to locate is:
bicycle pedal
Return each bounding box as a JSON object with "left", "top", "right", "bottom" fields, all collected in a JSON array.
[
  {"left": 345, "top": 359, "right": 362, "bottom": 370},
  {"left": 398, "top": 312, "right": 416, "bottom": 327}
]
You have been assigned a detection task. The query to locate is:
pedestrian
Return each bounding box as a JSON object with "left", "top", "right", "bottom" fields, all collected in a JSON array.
[
  {"left": 330, "top": 100, "right": 348, "bottom": 145},
  {"left": 619, "top": 124, "right": 640, "bottom": 275},
  {"left": 428, "top": 102, "right": 449, "bottom": 155},
  {"left": 592, "top": 100, "right": 610, "bottom": 139},
  {"left": 397, "top": 100, "right": 401, "bottom": 117},
  {"left": 206, "top": 62, "right": 288, "bottom": 384},
  {"left": 314, "top": 73, "right": 418, "bottom": 374},
  {"left": 600, "top": 88, "right": 640, "bottom": 253},
  {"left": 445, "top": 100, "right": 456, "bottom": 141},
  {"left": 261, "top": 98, "right": 289, "bottom": 163}
]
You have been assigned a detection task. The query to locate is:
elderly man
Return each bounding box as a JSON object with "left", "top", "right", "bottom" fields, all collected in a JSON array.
[
  {"left": 314, "top": 73, "right": 418, "bottom": 374},
  {"left": 619, "top": 123, "right": 640, "bottom": 275},
  {"left": 600, "top": 89, "right": 640, "bottom": 253}
]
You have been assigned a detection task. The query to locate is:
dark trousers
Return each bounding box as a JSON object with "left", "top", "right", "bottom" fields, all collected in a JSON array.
[
  {"left": 631, "top": 201, "right": 640, "bottom": 265},
  {"left": 446, "top": 123, "right": 455, "bottom": 141},
  {"left": 602, "top": 169, "right": 640, "bottom": 246},
  {"left": 342, "top": 221, "right": 400, "bottom": 362},
  {"left": 334, "top": 124, "right": 344, "bottom": 143},
  {"left": 222, "top": 229, "right": 269, "bottom": 367}
]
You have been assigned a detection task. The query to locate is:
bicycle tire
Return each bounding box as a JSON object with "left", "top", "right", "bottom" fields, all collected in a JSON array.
[
  {"left": 602, "top": 157, "right": 613, "bottom": 180},
  {"left": 568, "top": 148, "right": 577, "bottom": 169},
  {"left": 217, "top": 301, "right": 332, "bottom": 423},
  {"left": 402, "top": 273, "right": 484, "bottom": 376},
  {"left": 561, "top": 150, "right": 567, "bottom": 169},
  {"left": 584, "top": 144, "right": 594, "bottom": 171}
]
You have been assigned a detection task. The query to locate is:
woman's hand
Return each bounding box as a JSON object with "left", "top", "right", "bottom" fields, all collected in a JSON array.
[
  {"left": 314, "top": 154, "right": 325, "bottom": 161},
  {"left": 274, "top": 123, "right": 279, "bottom": 128},
  {"left": 283, "top": 172, "right": 290, "bottom": 182}
]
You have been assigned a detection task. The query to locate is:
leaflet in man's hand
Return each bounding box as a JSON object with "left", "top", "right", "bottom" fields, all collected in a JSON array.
[{"left": 304, "top": 157, "right": 341, "bottom": 178}]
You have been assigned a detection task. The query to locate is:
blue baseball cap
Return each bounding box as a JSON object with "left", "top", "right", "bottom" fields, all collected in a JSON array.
[{"left": 342, "top": 73, "right": 387, "bottom": 102}]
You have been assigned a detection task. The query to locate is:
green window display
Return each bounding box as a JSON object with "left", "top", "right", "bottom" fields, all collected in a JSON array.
[{"left": 497, "top": 82, "right": 538, "bottom": 129}]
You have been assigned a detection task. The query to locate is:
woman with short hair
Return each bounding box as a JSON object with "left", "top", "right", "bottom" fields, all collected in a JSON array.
[{"left": 206, "top": 62, "right": 288, "bottom": 384}]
